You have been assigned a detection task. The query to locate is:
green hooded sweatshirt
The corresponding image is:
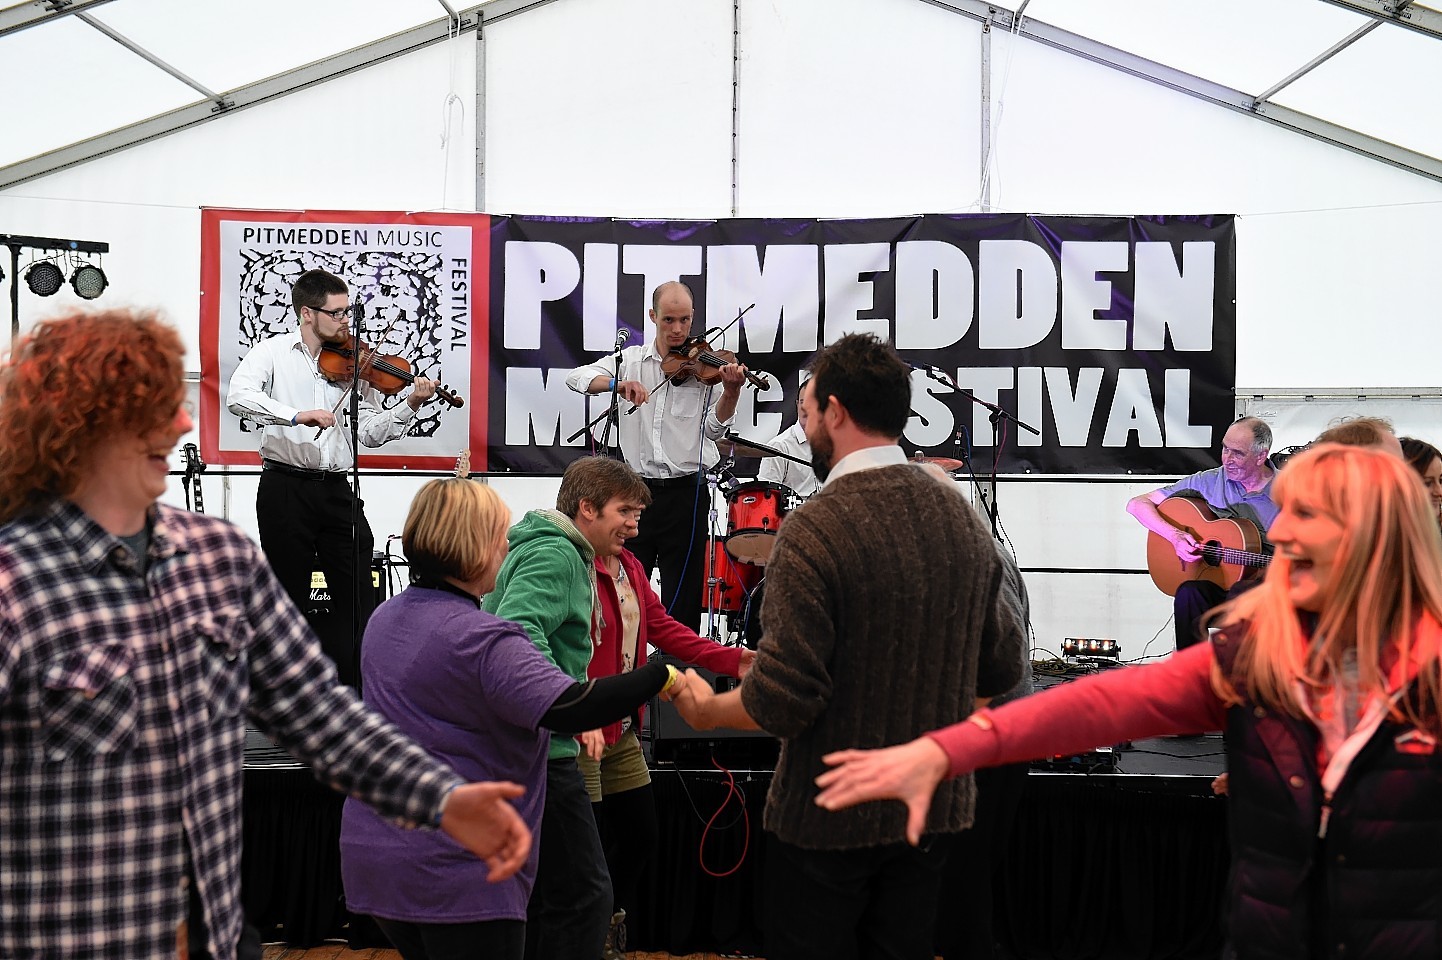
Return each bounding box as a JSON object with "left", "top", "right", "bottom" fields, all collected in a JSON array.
[{"left": 482, "top": 509, "right": 596, "bottom": 760}]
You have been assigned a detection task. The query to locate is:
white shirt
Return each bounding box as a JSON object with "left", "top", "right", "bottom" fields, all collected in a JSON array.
[
  {"left": 821, "top": 443, "right": 907, "bottom": 490},
  {"left": 566, "top": 342, "right": 733, "bottom": 478},
  {"left": 758, "top": 422, "right": 819, "bottom": 497},
  {"left": 226, "top": 329, "right": 418, "bottom": 472}
]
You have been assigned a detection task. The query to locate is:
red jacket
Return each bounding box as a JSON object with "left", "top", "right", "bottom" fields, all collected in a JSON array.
[{"left": 590, "top": 548, "right": 745, "bottom": 745}]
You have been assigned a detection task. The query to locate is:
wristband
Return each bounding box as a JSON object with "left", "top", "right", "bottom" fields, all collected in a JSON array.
[
  {"left": 661, "top": 663, "right": 680, "bottom": 694},
  {"left": 290, "top": 413, "right": 298, "bottom": 427},
  {"left": 609, "top": 377, "right": 617, "bottom": 391}
]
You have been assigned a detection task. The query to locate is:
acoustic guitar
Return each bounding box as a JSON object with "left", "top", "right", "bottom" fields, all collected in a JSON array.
[{"left": 1146, "top": 497, "right": 1270, "bottom": 597}]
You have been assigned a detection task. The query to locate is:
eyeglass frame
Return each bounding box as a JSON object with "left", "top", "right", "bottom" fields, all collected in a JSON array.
[{"left": 305, "top": 304, "right": 353, "bottom": 321}]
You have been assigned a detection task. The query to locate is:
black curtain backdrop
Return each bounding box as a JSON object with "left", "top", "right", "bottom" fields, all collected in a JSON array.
[{"left": 241, "top": 766, "right": 1228, "bottom": 958}]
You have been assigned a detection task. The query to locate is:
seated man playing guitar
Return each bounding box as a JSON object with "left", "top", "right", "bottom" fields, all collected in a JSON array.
[{"left": 1128, "top": 417, "right": 1279, "bottom": 651}]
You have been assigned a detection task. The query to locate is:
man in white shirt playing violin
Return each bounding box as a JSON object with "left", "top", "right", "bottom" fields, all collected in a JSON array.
[
  {"left": 227, "top": 268, "right": 437, "bottom": 686},
  {"left": 566, "top": 280, "right": 746, "bottom": 631}
]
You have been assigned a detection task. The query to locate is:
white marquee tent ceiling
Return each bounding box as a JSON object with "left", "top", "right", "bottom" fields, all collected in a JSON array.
[{"left": 2, "top": 0, "right": 1441, "bottom": 188}]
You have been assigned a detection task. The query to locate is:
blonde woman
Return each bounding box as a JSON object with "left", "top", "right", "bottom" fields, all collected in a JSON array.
[
  {"left": 340, "top": 478, "right": 680, "bottom": 960},
  {"left": 816, "top": 444, "right": 1442, "bottom": 960}
]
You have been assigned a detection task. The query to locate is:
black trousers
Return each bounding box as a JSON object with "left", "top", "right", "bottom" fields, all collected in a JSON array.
[
  {"left": 935, "top": 763, "right": 1029, "bottom": 960},
  {"left": 1174, "top": 580, "right": 1227, "bottom": 651},
  {"left": 762, "top": 832, "right": 954, "bottom": 960},
  {"left": 627, "top": 479, "right": 708, "bottom": 633},
  {"left": 524, "top": 759, "right": 613, "bottom": 960},
  {"left": 256, "top": 468, "right": 375, "bottom": 687}
]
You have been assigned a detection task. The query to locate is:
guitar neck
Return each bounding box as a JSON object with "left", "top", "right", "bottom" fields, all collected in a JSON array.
[{"left": 1208, "top": 546, "right": 1269, "bottom": 568}]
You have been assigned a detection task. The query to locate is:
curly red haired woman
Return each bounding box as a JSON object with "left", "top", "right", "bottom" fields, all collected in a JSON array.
[{"left": 0, "top": 307, "right": 185, "bottom": 524}]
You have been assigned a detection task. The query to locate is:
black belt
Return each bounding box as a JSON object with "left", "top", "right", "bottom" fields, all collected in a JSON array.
[
  {"left": 643, "top": 473, "right": 700, "bottom": 490},
  {"left": 262, "top": 459, "right": 348, "bottom": 481}
]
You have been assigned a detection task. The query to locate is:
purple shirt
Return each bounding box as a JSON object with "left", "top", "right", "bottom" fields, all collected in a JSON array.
[
  {"left": 1161, "top": 464, "right": 1280, "bottom": 534},
  {"left": 340, "top": 586, "right": 574, "bottom": 923}
]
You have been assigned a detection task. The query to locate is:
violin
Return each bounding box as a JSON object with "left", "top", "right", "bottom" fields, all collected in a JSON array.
[
  {"left": 661, "top": 337, "right": 771, "bottom": 391},
  {"left": 318, "top": 336, "right": 464, "bottom": 409}
]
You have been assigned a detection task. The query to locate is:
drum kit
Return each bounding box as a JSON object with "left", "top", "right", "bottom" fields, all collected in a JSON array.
[
  {"left": 700, "top": 429, "right": 971, "bottom": 641},
  {"left": 701, "top": 434, "right": 808, "bottom": 637}
]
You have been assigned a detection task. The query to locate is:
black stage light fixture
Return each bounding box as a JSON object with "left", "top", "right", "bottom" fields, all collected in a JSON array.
[
  {"left": 24, "top": 261, "right": 65, "bottom": 297},
  {"left": 71, "top": 263, "right": 108, "bottom": 300}
]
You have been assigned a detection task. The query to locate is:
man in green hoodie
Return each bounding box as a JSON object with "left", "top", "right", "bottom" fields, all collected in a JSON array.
[{"left": 483, "top": 456, "right": 652, "bottom": 960}]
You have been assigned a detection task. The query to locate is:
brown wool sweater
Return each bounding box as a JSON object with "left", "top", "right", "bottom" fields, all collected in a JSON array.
[{"left": 741, "top": 462, "right": 1024, "bottom": 850}]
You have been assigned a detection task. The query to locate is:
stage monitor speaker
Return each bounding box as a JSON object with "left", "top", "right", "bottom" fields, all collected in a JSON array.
[{"left": 647, "top": 655, "right": 777, "bottom": 769}]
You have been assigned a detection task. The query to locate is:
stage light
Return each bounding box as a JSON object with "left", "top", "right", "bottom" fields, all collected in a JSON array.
[
  {"left": 71, "top": 263, "right": 108, "bottom": 299},
  {"left": 1062, "top": 637, "right": 1121, "bottom": 661},
  {"left": 24, "top": 261, "right": 64, "bottom": 297}
]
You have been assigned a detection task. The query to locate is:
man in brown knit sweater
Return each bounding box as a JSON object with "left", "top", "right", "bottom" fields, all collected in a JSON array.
[{"left": 672, "top": 333, "right": 1024, "bottom": 960}]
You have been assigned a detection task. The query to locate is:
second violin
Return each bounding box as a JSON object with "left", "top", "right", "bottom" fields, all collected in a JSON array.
[
  {"left": 318, "top": 335, "right": 464, "bottom": 409},
  {"left": 661, "top": 336, "right": 770, "bottom": 391}
]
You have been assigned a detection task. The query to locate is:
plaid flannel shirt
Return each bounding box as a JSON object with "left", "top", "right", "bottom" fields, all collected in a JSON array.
[{"left": 0, "top": 500, "right": 462, "bottom": 960}]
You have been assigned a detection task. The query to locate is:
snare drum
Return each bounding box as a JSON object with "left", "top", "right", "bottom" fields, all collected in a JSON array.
[
  {"left": 704, "top": 540, "right": 763, "bottom": 613},
  {"left": 724, "top": 481, "right": 793, "bottom": 566}
]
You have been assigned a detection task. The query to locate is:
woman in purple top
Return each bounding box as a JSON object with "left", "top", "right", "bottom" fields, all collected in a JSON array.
[{"left": 340, "top": 477, "right": 682, "bottom": 960}]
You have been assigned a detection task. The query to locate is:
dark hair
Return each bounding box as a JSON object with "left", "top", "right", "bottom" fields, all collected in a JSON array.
[
  {"left": 1316, "top": 416, "right": 1396, "bottom": 448},
  {"left": 291, "top": 269, "right": 348, "bottom": 317},
  {"left": 1233, "top": 416, "right": 1272, "bottom": 454},
  {"left": 556, "top": 456, "right": 651, "bottom": 518},
  {"left": 650, "top": 280, "right": 694, "bottom": 314},
  {"left": 808, "top": 333, "right": 912, "bottom": 438},
  {"left": 1401, "top": 437, "right": 1442, "bottom": 478}
]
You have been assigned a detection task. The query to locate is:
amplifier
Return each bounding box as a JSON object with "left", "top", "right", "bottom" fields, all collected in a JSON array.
[
  {"left": 647, "top": 655, "right": 777, "bottom": 769},
  {"left": 304, "top": 553, "right": 393, "bottom": 617}
]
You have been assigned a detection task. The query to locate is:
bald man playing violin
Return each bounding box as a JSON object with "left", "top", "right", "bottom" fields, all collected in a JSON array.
[
  {"left": 228, "top": 267, "right": 438, "bottom": 687},
  {"left": 566, "top": 280, "right": 747, "bottom": 631}
]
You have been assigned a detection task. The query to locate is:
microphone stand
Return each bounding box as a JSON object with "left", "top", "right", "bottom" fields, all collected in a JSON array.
[
  {"left": 599, "top": 331, "right": 629, "bottom": 451},
  {"left": 566, "top": 329, "right": 631, "bottom": 448},
  {"left": 915, "top": 364, "right": 1040, "bottom": 540},
  {"left": 347, "top": 299, "right": 366, "bottom": 668}
]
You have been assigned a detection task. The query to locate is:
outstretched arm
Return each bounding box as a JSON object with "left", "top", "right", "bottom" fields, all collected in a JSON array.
[{"left": 814, "top": 737, "right": 951, "bottom": 846}]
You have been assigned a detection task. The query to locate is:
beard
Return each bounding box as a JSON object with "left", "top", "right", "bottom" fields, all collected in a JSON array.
[
  {"left": 318, "top": 325, "right": 349, "bottom": 347},
  {"left": 809, "top": 426, "right": 834, "bottom": 484}
]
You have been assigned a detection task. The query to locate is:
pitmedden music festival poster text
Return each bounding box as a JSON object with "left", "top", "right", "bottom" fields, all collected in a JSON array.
[{"left": 201, "top": 210, "right": 1235, "bottom": 475}]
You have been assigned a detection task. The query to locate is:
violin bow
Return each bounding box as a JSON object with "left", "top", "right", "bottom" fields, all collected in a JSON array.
[{"left": 315, "top": 312, "right": 406, "bottom": 435}]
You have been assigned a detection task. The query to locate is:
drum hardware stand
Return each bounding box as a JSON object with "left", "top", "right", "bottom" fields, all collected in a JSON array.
[
  {"left": 702, "top": 466, "right": 731, "bottom": 642},
  {"left": 911, "top": 364, "right": 1039, "bottom": 540},
  {"left": 718, "top": 431, "right": 811, "bottom": 469}
]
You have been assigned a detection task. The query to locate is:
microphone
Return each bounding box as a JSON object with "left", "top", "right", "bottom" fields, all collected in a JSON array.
[
  {"left": 353, "top": 298, "right": 365, "bottom": 327},
  {"left": 615, "top": 328, "right": 630, "bottom": 348},
  {"left": 904, "top": 360, "right": 949, "bottom": 385}
]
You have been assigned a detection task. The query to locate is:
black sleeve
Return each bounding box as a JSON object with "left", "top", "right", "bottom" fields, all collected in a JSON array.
[{"left": 539, "top": 659, "right": 670, "bottom": 733}]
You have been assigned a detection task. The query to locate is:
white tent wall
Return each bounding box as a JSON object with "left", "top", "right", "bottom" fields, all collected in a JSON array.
[{"left": 4, "top": 0, "right": 1442, "bottom": 658}]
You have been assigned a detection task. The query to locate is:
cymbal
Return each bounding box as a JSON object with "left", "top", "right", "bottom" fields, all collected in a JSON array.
[
  {"left": 718, "top": 434, "right": 785, "bottom": 459},
  {"left": 913, "top": 456, "right": 966, "bottom": 473}
]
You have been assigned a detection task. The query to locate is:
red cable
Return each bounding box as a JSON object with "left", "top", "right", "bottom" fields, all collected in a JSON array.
[{"left": 698, "top": 757, "right": 750, "bottom": 878}]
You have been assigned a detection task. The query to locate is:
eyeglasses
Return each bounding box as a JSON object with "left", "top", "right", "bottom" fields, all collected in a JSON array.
[{"left": 308, "top": 305, "right": 352, "bottom": 320}]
